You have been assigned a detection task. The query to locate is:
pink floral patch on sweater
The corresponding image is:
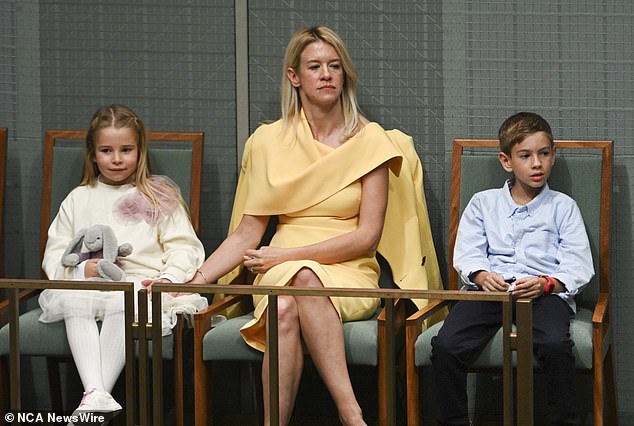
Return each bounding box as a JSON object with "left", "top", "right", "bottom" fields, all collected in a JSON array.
[{"left": 113, "top": 176, "right": 181, "bottom": 225}]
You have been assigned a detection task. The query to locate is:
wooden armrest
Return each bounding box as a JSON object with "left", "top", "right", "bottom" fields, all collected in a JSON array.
[
  {"left": 377, "top": 298, "right": 419, "bottom": 340},
  {"left": 407, "top": 300, "right": 450, "bottom": 323},
  {"left": 193, "top": 294, "right": 250, "bottom": 336},
  {"left": 0, "top": 289, "right": 40, "bottom": 311},
  {"left": 377, "top": 298, "right": 416, "bottom": 321},
  {"left": 592, "top": 292, "right": 609, "bottom": 326},
  {"left": 404, "top": 299, "right": 449, "bottom": 346},
  {"left": 0, "top": 289, "right": 43, "bottom": 327}
]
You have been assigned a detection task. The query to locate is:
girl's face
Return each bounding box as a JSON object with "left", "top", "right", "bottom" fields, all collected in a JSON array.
[{"left": 93, "top": 126, "right": 139, "bottom": 185}]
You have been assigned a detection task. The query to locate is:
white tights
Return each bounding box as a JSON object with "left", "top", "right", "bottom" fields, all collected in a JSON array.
[{"left": 64, "top": 310, "right": 126, "bottom": 392}]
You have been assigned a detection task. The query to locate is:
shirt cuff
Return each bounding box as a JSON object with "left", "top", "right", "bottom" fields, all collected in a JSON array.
[
  {"left": 74, "top": 260, "right": 88, "bottom": 280},
  {"left": 159, "top": 272, "right": 177, "bottom": 284}
]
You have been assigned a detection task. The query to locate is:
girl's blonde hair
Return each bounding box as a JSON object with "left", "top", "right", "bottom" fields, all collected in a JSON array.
[
  {"left": 81, "top": 104, "right": 188, "bottom": 222},
  {"left": 280, "top": 26, "right": 362, "bottom": 138}
]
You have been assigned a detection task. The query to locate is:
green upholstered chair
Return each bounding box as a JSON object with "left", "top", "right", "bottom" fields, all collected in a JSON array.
[
  {"left": 405, "top": 139, "right": 617, "bottom": 426},
  {"left": 193, "top": 254, "right": 413, "bottom": 426},
  {"left": 0, "top": 129, "right": 203, "bottom": 425}
]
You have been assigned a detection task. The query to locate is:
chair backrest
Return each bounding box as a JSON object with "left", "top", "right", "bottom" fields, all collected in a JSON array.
[
  {"left": 39, "top": 129, "right": 204, "bottom": 269},
  {"left": 449, "top": 139, "right": 613, "bottom": 310},
  {"left": 0, "top": 128, "right": 6, "bottom": 277}
]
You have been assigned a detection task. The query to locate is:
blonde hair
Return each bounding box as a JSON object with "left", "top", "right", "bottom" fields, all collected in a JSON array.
[
  {"left": 81, "top": 104, "right": 188, "bottom": 222},
  {"left": 280, "top": 26, "right": 362, "bottom": 138}
]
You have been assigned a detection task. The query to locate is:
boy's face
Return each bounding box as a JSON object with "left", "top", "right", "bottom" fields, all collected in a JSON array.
[{"left": 498, "top": 131, "right": 555, "bottom": 201}]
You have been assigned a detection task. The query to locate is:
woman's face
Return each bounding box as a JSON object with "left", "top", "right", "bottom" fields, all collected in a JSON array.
[
  {"left": 93, "top": 126, "right": 139, "bottom": 185},
  {"left": 287, "top": 40, "right": 344, "bottom": 109}
]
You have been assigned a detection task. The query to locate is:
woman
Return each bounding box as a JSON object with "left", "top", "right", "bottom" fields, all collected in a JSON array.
[{"left": 192, "top": 26, "right": 403, "bottom": 425}]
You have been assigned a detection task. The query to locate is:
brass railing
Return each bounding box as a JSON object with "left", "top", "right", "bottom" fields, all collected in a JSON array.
[
  {"left": 0, "top": 281, "right": 534, "bottom": 426},
  {"left": 147, "top": 284, "right": 533, "bottom": 426},
  {"left": 0, "top": 279, "right": 136, "bottom": 425}
]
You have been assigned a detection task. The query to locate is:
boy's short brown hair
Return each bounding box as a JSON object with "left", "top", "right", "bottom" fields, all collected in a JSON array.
[{"left": 498, "top": 112, "right": 554, "bottom": 155}]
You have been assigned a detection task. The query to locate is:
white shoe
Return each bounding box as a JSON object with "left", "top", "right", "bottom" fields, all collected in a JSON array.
[{"left": 75, "top": 388, "right": 123, "bottom": 412}]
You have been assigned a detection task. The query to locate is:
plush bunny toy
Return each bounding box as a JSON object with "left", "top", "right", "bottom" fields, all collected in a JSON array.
[{"left": 61, "top": 224, "right": 133, "bottom": 281}]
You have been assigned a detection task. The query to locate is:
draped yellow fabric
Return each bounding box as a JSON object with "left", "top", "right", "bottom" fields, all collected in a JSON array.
[
  {"left": 379, "top": 130, "right": 445, "bottom": 313},
  {"left": 217, "top": 114, "right": 444, "bottom": 350}
]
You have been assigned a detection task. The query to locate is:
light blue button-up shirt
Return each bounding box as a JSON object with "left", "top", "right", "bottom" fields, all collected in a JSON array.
[{"left": 454, "top": 180, "right": 594, "bottom": 313}]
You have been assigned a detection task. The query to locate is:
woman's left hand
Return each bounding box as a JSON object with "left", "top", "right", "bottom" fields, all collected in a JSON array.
[{"left": 243, "top": 246, "right": 288, "bottom": 274}]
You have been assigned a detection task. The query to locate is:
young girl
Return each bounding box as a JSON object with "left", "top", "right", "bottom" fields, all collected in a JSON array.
[{"left": 38, "top": 104, "right": 205, "bottom": 413}]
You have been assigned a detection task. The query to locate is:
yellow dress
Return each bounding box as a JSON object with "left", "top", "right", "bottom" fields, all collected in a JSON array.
[{"left": 221, "top": 112, "right": 443, "bottom": 351}]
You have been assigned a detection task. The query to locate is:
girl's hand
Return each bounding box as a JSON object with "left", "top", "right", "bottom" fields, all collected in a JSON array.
[
  {"left": 84, "top": 259, "right": 101, "bottom": 279},
  {"left": 472, "top": 271, "right": 509, "bottom": 292},
  {"left": 141, "top": 278, "right": 186, "bottom": 298},
  {"left": 510, "top": 276, "right": 544, "bottom": 300},
  {"left": 243, "top": 246, "right": 287, "bottom": 274}
]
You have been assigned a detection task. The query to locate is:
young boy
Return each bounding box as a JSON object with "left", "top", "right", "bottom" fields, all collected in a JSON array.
[{"left": 431, "top": 112, "right": 594, "bottom": 426}]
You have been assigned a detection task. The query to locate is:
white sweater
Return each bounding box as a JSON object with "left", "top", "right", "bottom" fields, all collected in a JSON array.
[{"left": 42, "top": 180, "right": 205, "bottom": 283}]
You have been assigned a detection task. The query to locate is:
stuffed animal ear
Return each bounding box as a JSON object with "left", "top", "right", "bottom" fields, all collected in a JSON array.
[
  {"left": 61, "top": 228, "right": 87, "bottom": 266},
  {"left": 62, "top": 228, "right": 86, "bottom": 257},
  {"left": 100, "top": 225, "right": 119, "bottom": 262}
]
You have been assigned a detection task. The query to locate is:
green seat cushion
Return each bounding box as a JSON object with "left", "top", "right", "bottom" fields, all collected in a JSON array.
[
  {"left": 342, "top": 316, "right": 379, "bottom": 366},
  {"left": 203, "top": 311, "right": 380, "bottom": 366},
  {"left": 0, "top": 308, "right": 71, "bottom": 356},
  {"left": 202, "top": 313, "right": 261, "bottom": 362},
  {"left": 415, "top": 307, "right": 593, "bottom": 370},
  {"left": 0, "top": 308, "right": 175, "bottom": 359}
]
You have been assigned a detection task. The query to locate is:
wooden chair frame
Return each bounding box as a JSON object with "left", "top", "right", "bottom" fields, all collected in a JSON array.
[
  {"left": 0, "top": 129, "right": 203, "bottom": 425},
  {"left": 405, "top": 139, "right": 617, "bottom": 425}
]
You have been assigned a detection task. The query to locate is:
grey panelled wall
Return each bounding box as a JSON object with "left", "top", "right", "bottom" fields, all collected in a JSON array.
[{"left": 1, "top": 0, "right": 633, "bottom": 422}]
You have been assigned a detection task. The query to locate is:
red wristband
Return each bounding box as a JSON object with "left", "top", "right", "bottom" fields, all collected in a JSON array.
[{"left": 538, "top": 275, "right": 555, "bottom": 294}]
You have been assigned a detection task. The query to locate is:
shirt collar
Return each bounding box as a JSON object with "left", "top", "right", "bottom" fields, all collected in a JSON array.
[{"left": 502, "top": 179, "right": 551, "bottom": 217}]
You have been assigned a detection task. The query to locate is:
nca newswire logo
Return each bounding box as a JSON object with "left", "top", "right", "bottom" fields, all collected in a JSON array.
[{"left": 4, "top": 411, "right": 106, "bottom": 424}]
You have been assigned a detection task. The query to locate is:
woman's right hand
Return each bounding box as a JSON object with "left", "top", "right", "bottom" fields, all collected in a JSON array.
[{"left": 243, "top": 246, "right": 288, "bottom": 274}]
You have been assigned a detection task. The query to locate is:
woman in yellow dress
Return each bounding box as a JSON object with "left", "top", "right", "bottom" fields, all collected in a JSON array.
[{"left": 192, "top": 26, "right": 405, "bottom": 425}]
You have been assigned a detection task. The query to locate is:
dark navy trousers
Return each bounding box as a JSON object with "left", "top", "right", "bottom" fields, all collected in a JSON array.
[{"left": 430, "top": 294, "right": 580, "bottom": 426}]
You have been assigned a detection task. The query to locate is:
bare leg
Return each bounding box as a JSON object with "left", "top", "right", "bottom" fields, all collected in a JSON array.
[
  {"left": 262, "top": 295, "right": 304, "bottom": 426},
  {"left": 292, "top": 268, "right": 366, "bottom": 426}
]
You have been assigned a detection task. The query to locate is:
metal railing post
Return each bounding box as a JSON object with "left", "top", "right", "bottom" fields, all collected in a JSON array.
[
  {"left": 137, "top": 288, "right": 149, "bottom": 426},
  {"left": 124, "top": 287, "right": 136, "bottom": 426},
  {"left": 152, "top": 288, "right": 164, "bottom": 426},
  {"left": 516, "top": 299, "right": 534, "bottom": 426},
  {"left": 502, "top": 297, "right": 514, "bottom": 426},
  {"left": 8, "top": 288, "right": 19, "bottom": 411},
  {"left": 267, "top": 294, "right": 279, "bottom": 425},
  {"left": 384, "top": 298, "right": 395, "bottom": 426}
]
